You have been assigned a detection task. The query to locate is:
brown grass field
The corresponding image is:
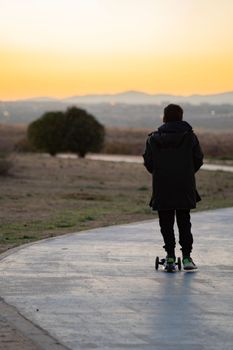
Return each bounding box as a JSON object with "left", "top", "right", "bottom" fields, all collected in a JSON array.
[
  {"left": 0, "top": 152, "right": 233, "bottom": 254},
  {"left": 104, "top": 127, "right": 233, "bottom": 160},
  {"left": 1, "top": 123, "right": 233, "bottom": 160}
]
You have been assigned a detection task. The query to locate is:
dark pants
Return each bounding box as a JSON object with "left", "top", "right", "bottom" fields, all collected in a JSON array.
[{"left": 158, "top": 209, "right": 193, "bottom": 257}]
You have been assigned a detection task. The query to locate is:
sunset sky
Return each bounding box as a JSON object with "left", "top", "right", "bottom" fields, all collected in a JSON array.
[{"left": 1, "top": 0, "right": 233, "bottom": 100}]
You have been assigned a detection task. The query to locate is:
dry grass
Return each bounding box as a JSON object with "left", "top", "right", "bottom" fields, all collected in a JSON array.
[
  {"left": 103, "top": 127, "right": 233, "bottom": 160},
  {"left": 0, "top": 124, "right": 19, "bottom": 176},
  {"left": 197, "top": 132, "right": 233, "bottom": 159},
  {"left": 0, "top": 153, "right": 232, "bottom": 254},
  {"left": 0, "top": 124, "right": 26, "bottom": 152},
  {"left": 0, "top": 158, "right": 12, "bottom": 176},
  {"left": 1, "top": 123, "right": 232, "bottom": 160},
  {"left": 0, "top": 154, "right": 151, "bottom": 253},
  {"left": 103, "top": 127, "right": 148, "bottom": 155}
]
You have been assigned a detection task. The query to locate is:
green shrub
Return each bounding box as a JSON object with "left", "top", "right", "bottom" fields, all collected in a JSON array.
[
  {"left": 63, "top": 107, "right": 105, "bottom": 158},
  {"left": 27, "top": 111, "right": 66, "bottom": 156},
  {"left": 27, "top": 107, "right": 105, "bottom": 158}
]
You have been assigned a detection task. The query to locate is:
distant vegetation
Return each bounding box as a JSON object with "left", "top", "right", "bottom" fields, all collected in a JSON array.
[
  {"left": 27, "top": 107, "right": 105, "bottom": 157},
  {"left": 1, "top": 99, "right": 233, "bottom": 131}
]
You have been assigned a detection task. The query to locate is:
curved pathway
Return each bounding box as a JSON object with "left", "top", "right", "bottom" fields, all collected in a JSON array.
[
  {"left": 0, "top": 208, "right": 233, "bottom": 350},
  {"left": 58, "top": 153, "right": 233, "bottom": 172},
  {"left": 87, "top": 154, "right": 233, "bottom": 172}
]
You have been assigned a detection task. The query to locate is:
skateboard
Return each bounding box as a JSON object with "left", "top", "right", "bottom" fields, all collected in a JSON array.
[{"left": 155, "top": 256, "right": 182, "bottom": 272}]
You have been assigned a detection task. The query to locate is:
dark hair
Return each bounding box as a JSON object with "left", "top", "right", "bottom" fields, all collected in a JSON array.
[{"left": 163, "top": 104, "right": 183, "bottom": 123}]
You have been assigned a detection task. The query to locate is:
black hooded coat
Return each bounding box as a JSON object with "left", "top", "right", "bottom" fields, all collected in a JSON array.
[{"left": 143, "top": 121, "right": 204, "bottom": 210}]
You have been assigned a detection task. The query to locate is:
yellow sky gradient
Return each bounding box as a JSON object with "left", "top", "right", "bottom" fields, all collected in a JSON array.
[{"left": 1, "top": 0, "right": 233, "bottom": 100}]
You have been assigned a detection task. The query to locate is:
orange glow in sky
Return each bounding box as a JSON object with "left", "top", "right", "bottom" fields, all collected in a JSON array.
[{"left": 1, "top": 0, "right": 233, "bottom": 100}]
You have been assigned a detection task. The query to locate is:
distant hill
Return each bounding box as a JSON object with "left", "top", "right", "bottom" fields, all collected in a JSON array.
[
  {"left": 1, "top": 91, "right": 233, "bottom": 130},
  {"left": 63, "top": 90, "right": 233, "bottom": 105}
]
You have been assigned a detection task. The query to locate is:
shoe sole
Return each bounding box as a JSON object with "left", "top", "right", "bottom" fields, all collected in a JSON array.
[{"left": 183, "top": 266, "right": 198, "bottom": 271}]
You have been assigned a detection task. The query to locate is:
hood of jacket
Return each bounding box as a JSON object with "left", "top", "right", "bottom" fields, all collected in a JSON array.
[{"left": 150, "top": 121, "right": 193, "bottom": 148}]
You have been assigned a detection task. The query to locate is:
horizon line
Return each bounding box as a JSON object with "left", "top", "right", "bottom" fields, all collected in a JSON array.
[{"left": 2, "top": 89, "right": 233, "bottom": 102}]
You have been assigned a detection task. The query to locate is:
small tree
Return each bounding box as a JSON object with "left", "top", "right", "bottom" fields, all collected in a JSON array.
[
  {"left": 27, "top": 111, "right": 65, "bottom": 156},
  {"left": 27, "top": 107, "right": 105, "bottom": 158},
  {"left": 63, "top": 107, "right": 105, "bottom": 158}
]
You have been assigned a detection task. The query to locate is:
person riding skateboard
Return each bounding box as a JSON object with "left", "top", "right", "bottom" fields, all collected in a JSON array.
[{"left": 143, "top": 104, "right": 204, "bottom": 270}]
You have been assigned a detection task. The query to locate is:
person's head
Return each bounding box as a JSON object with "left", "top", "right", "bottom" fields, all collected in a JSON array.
[{"left": 163, "top": 104, "right": 183, "bottom": 123}]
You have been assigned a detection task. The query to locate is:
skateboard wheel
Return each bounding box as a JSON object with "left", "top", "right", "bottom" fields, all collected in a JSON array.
[
  {"left": 155, "top": 256, "right": 160, "bottom": 270},
  {"left": 177, "top": 257, "right": 182, "bottom": 271}
]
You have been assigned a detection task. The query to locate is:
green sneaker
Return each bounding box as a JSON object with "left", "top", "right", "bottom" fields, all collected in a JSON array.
[
  {"left": 164, "top": 256, "right": 176, "bottom": 271},
  {"left": 182, "top": 257, "right": 197, "bottom": 270}
]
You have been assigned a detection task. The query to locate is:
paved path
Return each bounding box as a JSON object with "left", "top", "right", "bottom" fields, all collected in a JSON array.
[
  {"left": 0, "top": 208, "right": 233, "bottom": 350},
  {"left": 59, "top": 154, "right": 233, "bottom": 173},
  {"left": 87, "top": 154, "right": 233, "bottom": 173}
]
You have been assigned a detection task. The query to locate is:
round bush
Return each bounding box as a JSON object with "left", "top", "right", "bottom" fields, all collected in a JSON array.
[
  {"left": 63, "top": 107, "right": 105, "bottom": 157},
  {"left": 27, "top": 112, "right": 66, "bottom": 156},
  {"left": 27, "top": 107, "right": 105, "bottom": 157}
]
